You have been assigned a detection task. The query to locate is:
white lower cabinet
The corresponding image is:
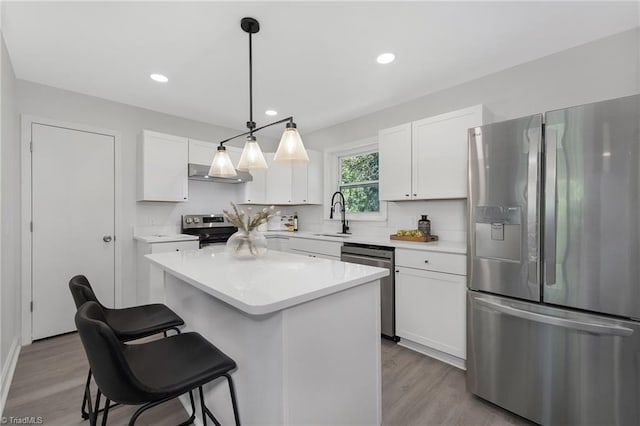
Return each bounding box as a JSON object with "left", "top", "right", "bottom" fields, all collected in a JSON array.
[
  {"left": 136, "top": 240, "right": 199, "bottom": 304},
  {"left": 395, "top": 249, "right": 467, "bottom": 369},
  {"left": 288, "top": 237, "right": 341, "bottom": 260},
  {"left": 266, "top": 235, "right": 290, "bottom": 252}
]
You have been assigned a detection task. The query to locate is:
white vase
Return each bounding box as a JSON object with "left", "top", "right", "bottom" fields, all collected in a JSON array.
[{"left": 225, "top": 229, "right": 268, "bottom": 258}]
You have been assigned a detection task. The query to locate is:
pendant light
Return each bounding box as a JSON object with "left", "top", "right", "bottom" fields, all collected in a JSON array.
[
  {"left": 208, "top": 17, "right": 308, "bottom": 178},
  {"left": 208, "top": 145, "right": 237, "bottom": 177}
]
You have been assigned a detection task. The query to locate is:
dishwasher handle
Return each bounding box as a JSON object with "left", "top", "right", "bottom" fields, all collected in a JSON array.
[{"left": 341, "top": 253, "right": 393, "bottom": 269}]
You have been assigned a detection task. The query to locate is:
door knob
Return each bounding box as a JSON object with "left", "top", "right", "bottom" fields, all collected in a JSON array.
[{"left": 103, "top": 235, "right": 112, "bottom": 243}]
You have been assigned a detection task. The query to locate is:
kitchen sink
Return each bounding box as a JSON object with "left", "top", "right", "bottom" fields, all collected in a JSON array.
[{"left": 313, "top": 233, "right": 351, "bottom": 238}]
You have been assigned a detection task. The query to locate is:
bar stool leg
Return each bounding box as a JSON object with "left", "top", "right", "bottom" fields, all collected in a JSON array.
[
  {"left": 101, "top": 398, "right": 110, "bottom": 426},
  {"left": 82, "top": 369, "right": 93, "bottom": 419},
  {"left": 224, "top": 373, "right": 241, "bottom": 426}
]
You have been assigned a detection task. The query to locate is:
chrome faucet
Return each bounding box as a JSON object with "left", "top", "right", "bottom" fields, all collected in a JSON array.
[{"left": 330, "top": 191, "right": 350, "bottom": 234}]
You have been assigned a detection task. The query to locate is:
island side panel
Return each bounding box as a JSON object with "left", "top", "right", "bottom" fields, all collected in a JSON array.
[
  {"left": 164, "top": 273, "right": 285, "bottom": 425},
  {"left": 282, "top": 279, "right": 382, "bottom": 425}
]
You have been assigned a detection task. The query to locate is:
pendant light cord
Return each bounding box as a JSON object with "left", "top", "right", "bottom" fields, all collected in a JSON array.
[{"left": 248, "top": 31, "right": 255, "bottom": 135}]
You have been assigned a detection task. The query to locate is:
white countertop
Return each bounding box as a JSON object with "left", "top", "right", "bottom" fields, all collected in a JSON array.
[
  {"left": 145, "top": 246, "right": 389, "bottom": 316},
  {"left": 265, "top": 231, "right": 467, "bottom": 254},
  {"left": 134, "top": 234, "right": 199, "bottom": 243}
]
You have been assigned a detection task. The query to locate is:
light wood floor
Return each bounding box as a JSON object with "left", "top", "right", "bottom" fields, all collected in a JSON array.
[{"left": 5, "top": 333, "right": 530, "bottom": 425}]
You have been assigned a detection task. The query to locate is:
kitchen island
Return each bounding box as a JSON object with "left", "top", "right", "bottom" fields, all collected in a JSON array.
[{"left": 145, "top": 247, "right": 389, "bottom": 425}]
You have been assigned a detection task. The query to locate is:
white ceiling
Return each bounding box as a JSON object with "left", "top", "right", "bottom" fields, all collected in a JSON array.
[{"left": 3, "top": 1, "right": 639, "bottom": 137}]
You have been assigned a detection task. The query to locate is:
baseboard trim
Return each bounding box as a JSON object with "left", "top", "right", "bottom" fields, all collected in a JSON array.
[
  {"left": 0, "top": 338, "right": 21, "bottom": 418},
  {"left": 178, "top": 393, "right": 203, "bottom": 426},
  {"left": 398, "top": 338, "right": 466, "bottom": 370}
]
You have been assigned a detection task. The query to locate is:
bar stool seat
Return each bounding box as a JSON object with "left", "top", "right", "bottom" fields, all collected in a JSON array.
[
  {"left": 124, "top": 332, "right": 236, "bottom": 400},
  {"left": 104, "top": 304, "right": 184, "bottom": 341}
]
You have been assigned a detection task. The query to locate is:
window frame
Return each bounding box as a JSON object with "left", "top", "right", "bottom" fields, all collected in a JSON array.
[{"left": 324, "top": 137, "right": 387, "bottom": 222}]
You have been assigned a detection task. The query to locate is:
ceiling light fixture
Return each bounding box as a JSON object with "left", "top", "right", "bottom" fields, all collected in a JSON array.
[
  {"left": 265, "top": 110, "right": 278, "bottom": 116},
  {"left": 150, "top": 73, "right": 169, "bottom": 82},
  {"left": 209, "top": 17, "right": 309, "bottom": 177},
  {"left": 376, "top": 53, "right": 395, "bottom": 64}
]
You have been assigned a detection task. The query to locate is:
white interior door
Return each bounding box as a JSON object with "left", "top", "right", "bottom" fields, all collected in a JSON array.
[{"left": 31, "top": 123, "right": 115, "bottom": 340}]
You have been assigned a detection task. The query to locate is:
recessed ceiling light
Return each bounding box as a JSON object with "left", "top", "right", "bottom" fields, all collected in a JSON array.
[
  {"left": 376, "top": 53, "right": 395, "bottom": 65},
  {"left": 150, "top": 73, "right": 169, "bottom": 83},
  {"left": 265, "top": 110, "right": 278, "bottom": 116}
]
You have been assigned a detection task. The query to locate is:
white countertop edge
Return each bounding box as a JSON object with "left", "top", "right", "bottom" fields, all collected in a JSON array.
[
  {"left": 145, "top": 254, "right": 389, "bottom": 316},
  {"left": 264, "top": 231, "right": 467, "bottom": 254},
  {"left": 134, "top": 234, "right": 200, "bottom": 243}
]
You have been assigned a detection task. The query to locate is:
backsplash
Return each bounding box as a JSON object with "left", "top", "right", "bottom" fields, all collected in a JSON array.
[{"left": 274, "top": 199, "right": 467, "bottom": 242}]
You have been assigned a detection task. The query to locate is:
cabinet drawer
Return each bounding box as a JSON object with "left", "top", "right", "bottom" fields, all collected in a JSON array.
[
  {"left": 150, "top": 241, "right": 199, "bottom": 254},
  {"left": 396, "top": 249, "right": 466, "bottom": 275},
  {"left": 288, "top": 238, "right": 342, "bottom": 257}
]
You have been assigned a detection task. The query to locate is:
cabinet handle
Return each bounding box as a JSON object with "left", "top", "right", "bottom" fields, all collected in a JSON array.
[
  {"left": 405, "top": 194, "right": 410, "bottom": 197},
  {"left": 424, "top": 260, "right": 429, "bottom": 264},
  {"left": 247, "top": 199, "right": 251, "bottom": 202},
  {"left": 395, "top": 269, "right": 399, "bottom": 273},
  {"left": 413, "top": 194, "right": 417, "bottom": 197},
  {"left": 176, "top": 249, "right": 179, "bottom": 251}
]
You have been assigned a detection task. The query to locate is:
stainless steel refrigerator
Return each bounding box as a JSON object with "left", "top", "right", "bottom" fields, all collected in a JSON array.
[{"left": 467, "top": 94, "right": 640, "bottom": 425}]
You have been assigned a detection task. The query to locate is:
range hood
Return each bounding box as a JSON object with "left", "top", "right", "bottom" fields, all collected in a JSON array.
[{"left": 188, "top": 163, "right": 253, "bottom": 184}]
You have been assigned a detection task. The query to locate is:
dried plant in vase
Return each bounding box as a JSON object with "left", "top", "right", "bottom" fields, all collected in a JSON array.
[{"left": 223, "top": 202, "right": 278, "bottom": 258}]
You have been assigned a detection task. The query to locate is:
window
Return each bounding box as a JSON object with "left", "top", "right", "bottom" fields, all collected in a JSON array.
[
  {"left": 325, "top": 137, "right": 386, "bottom": 221},
  {"left": 339, "top": 151, "right": 379, "bottom": 213}
]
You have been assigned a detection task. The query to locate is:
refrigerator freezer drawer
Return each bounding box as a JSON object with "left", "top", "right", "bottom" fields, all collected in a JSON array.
[{"left": 467, "top": 291, "right": 640, "bottom": 426}]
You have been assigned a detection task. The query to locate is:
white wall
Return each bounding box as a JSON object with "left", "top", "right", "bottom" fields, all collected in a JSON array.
[
  {"left": 300, "top": 28, "right": 640, "bottom": 240},
  {"left": 1, "top": 22, "right": 21, "bottom": 410},
  {"left": 16, "top": 80, "right": 277, "bottom": 308}
]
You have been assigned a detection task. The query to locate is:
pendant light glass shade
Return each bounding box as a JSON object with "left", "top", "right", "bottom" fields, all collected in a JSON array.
[
  {"left": 237, "top": 136, "right": 268, "bottom": 171},
  {"left": 209, "top": 147, "right": 237, "bottom": 177},
  {"left": 273, "top": 123, "right": 309, "bottom": 162}
]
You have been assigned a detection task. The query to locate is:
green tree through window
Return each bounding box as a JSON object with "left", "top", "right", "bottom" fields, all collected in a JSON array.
[{"left": 339, "top": 151, "right": 379, "bottom": 213}]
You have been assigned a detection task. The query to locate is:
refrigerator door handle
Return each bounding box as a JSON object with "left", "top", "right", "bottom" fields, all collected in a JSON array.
[
  {"left": 476, "top": 297, "right": 634, "bottom": 336},
  {"left": 544, "top": 128, "right": 557, "bottom": 286},
  {"left": 526, "top": 128, "right": 540, "bottom": 286}
]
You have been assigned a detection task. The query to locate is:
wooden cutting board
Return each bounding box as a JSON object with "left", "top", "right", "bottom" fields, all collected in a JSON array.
[{"left": 390, "top": 234, "right": 439, "bottom": 242}]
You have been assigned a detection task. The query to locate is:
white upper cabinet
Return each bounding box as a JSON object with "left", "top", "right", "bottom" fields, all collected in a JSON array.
[
  {"left": 379, "top": 105, "right": 486, "bottom": 201},
  {"left": 292, "top": 150, "right": 323, "bottom": 204},
  {"left": 188, "top": 138, "right": 216, "bottom": 166},
  {"left": 240, "top": 149, "right": 323, "bottom": 205},
  {"left": 137, "top": 130, "right": 188, "bottom": 202},
  {"left": 265, "top": 153, "right": 293, "bottom": 204},
  {"left": 379, "top": 123, "right": 413, "bottom": 200}
]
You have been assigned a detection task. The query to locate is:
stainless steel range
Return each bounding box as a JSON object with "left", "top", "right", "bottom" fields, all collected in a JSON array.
[{"left": 181, "top": 214, "right": 237, "bottom": 248}]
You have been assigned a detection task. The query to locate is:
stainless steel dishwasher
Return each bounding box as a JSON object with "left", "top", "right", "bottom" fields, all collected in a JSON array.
[{"left": 341, "top": 243, "right": 397, "bottom": 341}]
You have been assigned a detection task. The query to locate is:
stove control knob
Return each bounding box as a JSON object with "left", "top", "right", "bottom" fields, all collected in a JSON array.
[
  {"left": 185, "top": 218, "right": 193, "bottom": 224},
  {"left": 193, "top": 218, "right": 201, "bottom": 223}
]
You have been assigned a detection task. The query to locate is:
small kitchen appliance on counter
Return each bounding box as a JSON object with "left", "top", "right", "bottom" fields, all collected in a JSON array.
[{"left": 181, "top": 214, "right": 237, "bottom": 248}]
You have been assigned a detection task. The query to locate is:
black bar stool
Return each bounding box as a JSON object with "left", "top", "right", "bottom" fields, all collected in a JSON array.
[
  {"left": 75, "top": 302, "right": 240, "bottom": 426},
  {"left": 69, "top": 275, "right": 185, "bottom": 420}
]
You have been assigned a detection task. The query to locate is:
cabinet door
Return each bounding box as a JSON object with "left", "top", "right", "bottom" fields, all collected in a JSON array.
[
  {"left": 291, "top": 149, "right": 323, "bottom": 204},
  {"left": 243, "top": 168, "right": 267, "bottom": 204},
  {"left": 188, "top": 138, "right": 216, "bottom": 166},
  {"left": 305, "top": 150, "right": 323, "bottom": 204},
  {"left": 412, "top": 105, "right": 484, "bottom": 199},
  {"left": 396, "top": 266, "right": 466, "bottom": 359},
  {"left": 379, "top": 123, "right": 413, "bottom": 201},
  {"left": 265, "top": 153, "right": 293, "bottom": 204},
  {"left": 138, "top": 130, "right": 188, "bottom": 202},
  {"left": 291, "top": 162, "right": 309, "bottom": 204}
]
